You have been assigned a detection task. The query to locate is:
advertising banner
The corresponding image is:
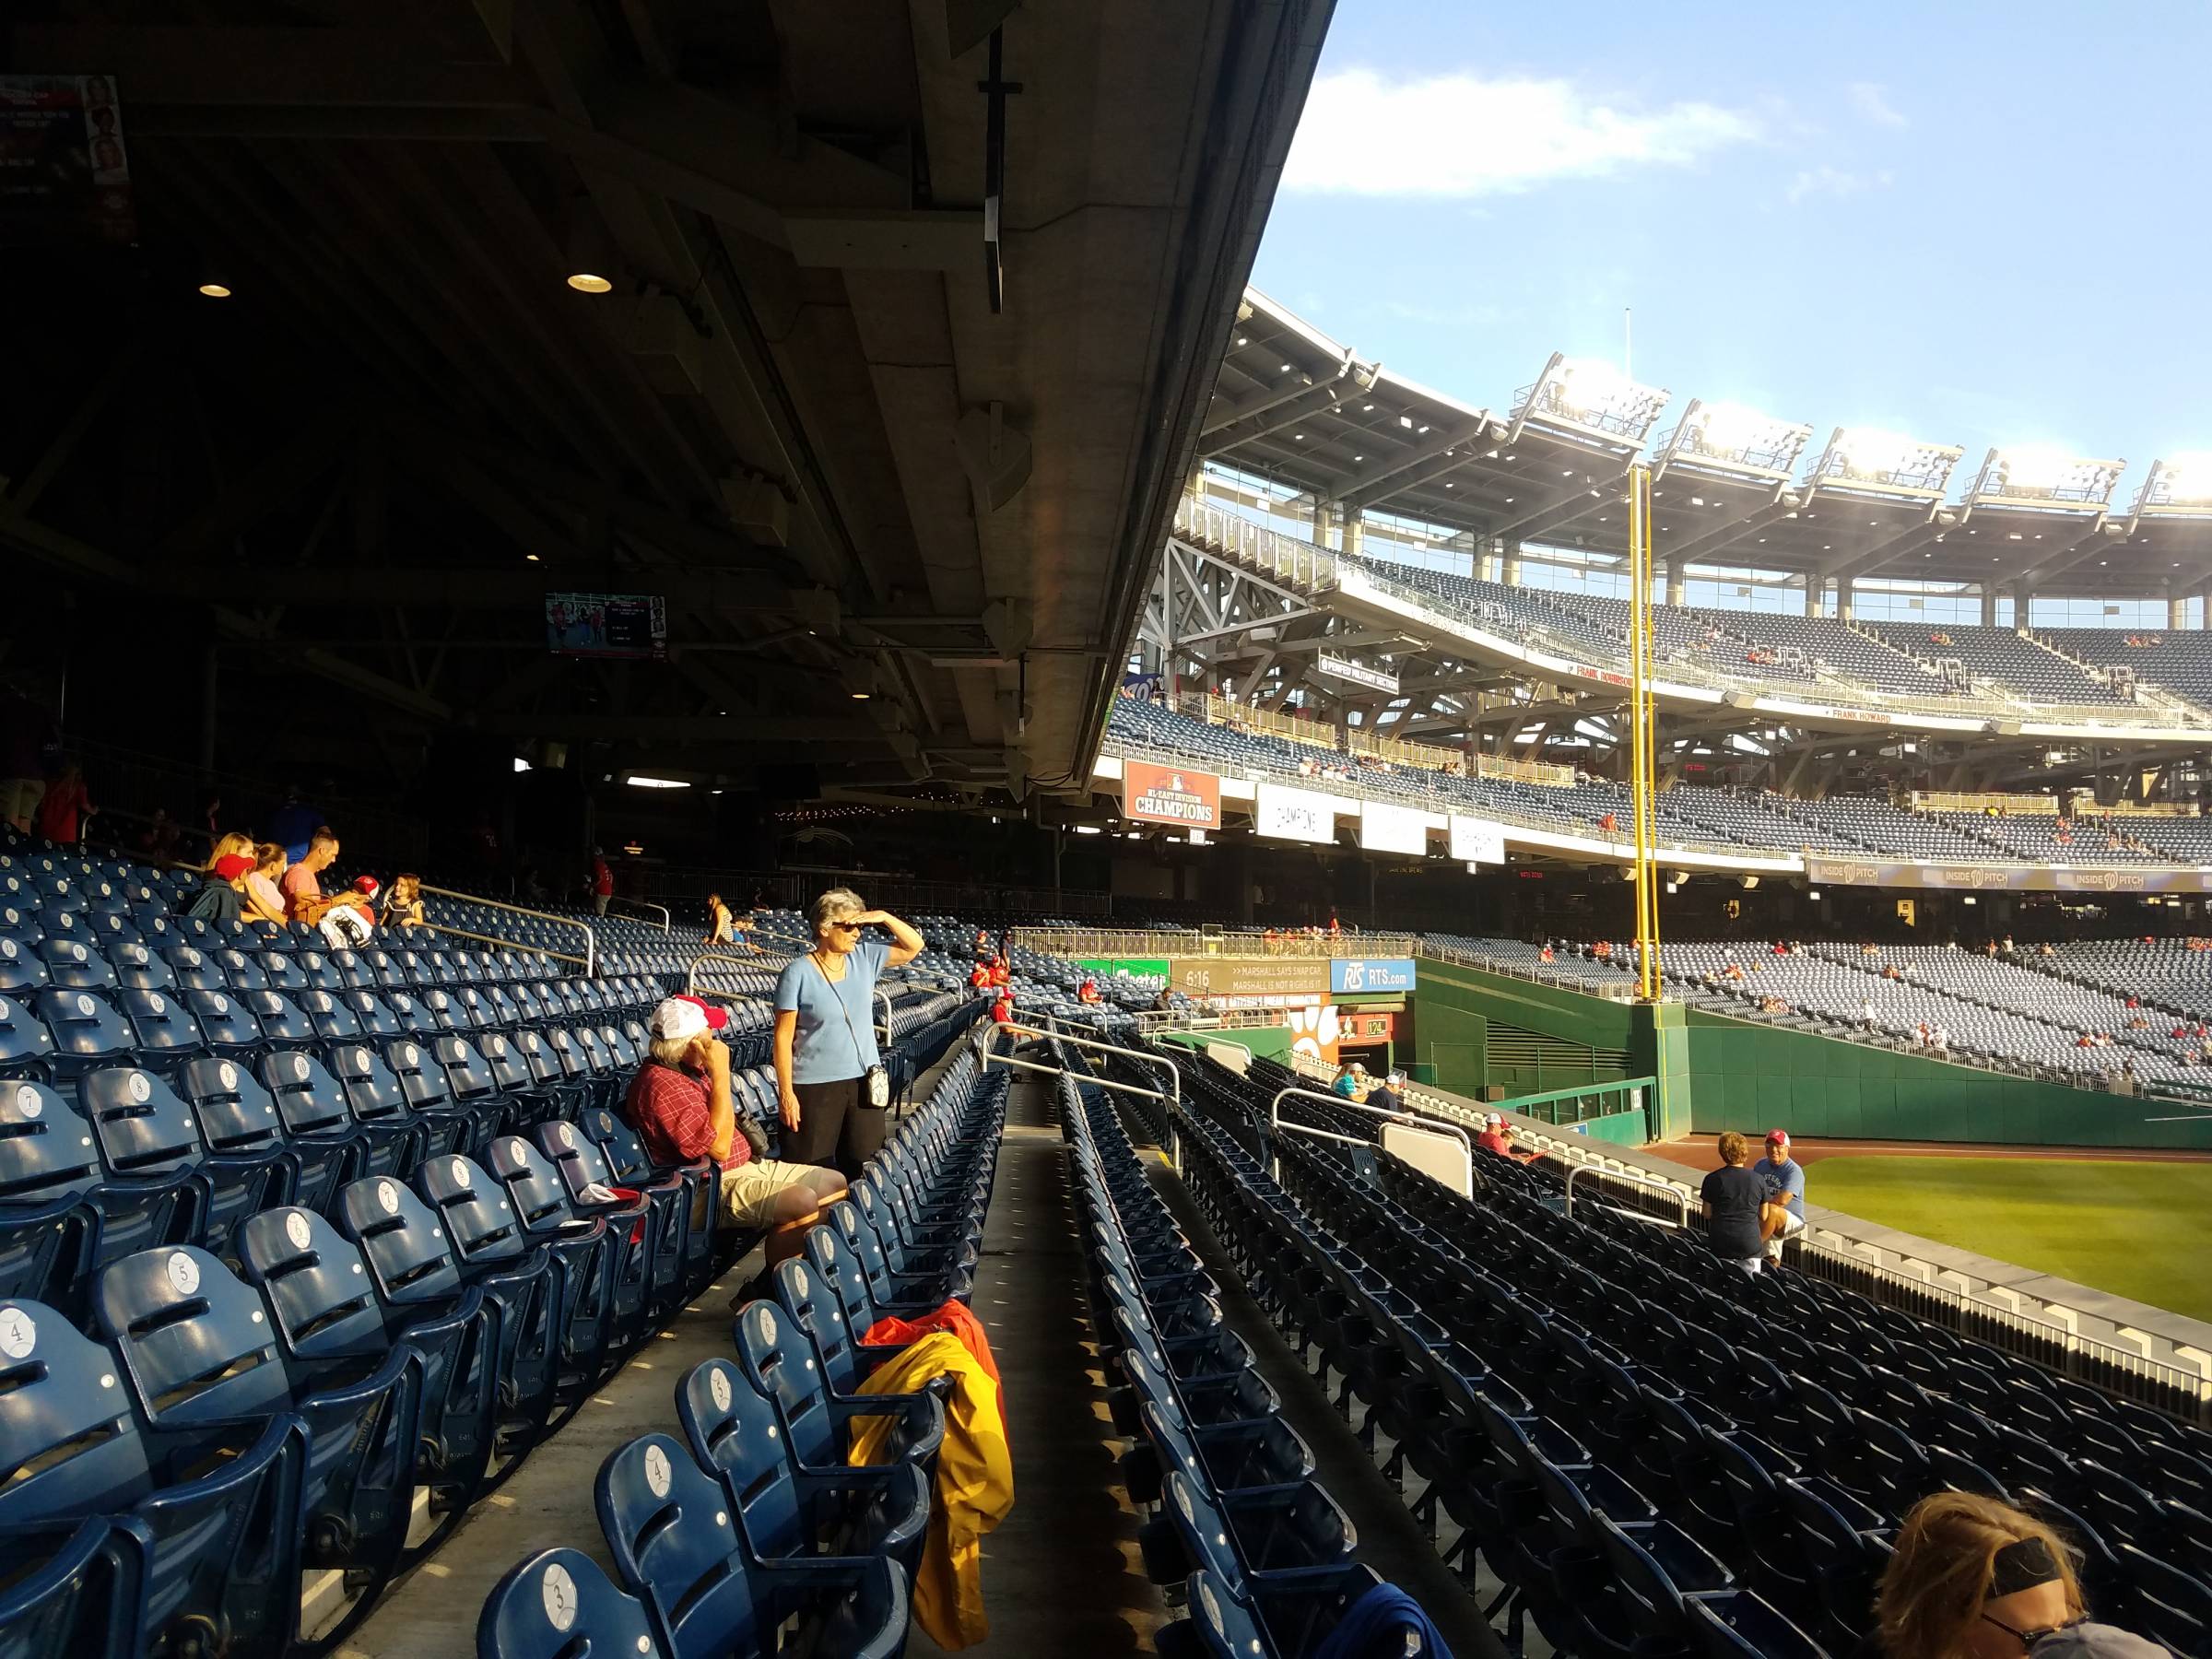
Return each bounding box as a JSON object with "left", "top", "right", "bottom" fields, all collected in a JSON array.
[
  {"left": 1360, "top": 801, "right": 1430, "bottom": 856},
  {"left": 1804, "top": 857, "right": 2212, "bottom": 894},
  {"left": 1449, "top": 815, "right": 1506, "bottom": 865},
  {"left": 1168, "top": 957, "right": 1330, "bottom": 1007},
  {"left": 1120, "top": 761, "right": 1220, "bottom": 830},
  {"left": 1317, "top": 653, "right": 1400, "bottom": 694},
  {"left": 1331, "top": 958, "right": 1418, "bottom": 995},
  {"left": 1255, "top": 782, "right": 1338, "bottom": 845},
  {"left": 547, "top": 593, "right": 667, "bottom": 658}
]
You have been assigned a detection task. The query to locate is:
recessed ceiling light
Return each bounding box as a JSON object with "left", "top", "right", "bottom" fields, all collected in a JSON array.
[
  {"left": 1235, "top": 335, "right": 1248, "bottom": 346},
  {"left": 196, "top": 283, "right": 231, "bottom": 299},
  {"left": 566, "top": 271, "right": 615, "bottom": 294},
  {"left": 1279, "top": 362, "right": 1293, "bottom": 373}
]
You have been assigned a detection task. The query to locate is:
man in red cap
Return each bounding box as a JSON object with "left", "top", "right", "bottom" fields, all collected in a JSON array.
[
  {"left": 622, "top": 994, "right": 847, "bottom": 1268},
  {"left": 1751, "top": 1128, "right": 1806, "bottom": 1267}
]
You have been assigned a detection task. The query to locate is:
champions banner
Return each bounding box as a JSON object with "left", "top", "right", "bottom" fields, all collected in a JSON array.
[
  {"left": 1254, "top": 782, "right": 1338, "bottom": 845},
  {"left": 1360, "top": 801, "right": 1430, "bottom": 856},
  {"left": 1120, "top": 761, "right": 1220, "bottom": 830},
  {"left": 1805, "top": 856, "right": 2212, "bottom": 894}
]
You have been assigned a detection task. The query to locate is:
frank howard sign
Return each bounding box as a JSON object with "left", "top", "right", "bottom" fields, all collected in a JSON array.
[
  {"left": 1449, "top": 815, "right": 1505, "bottom": 865},
  {"left": 1254, "top": 782, "right": 1337, "bottom": 845},
  {"left": 1359, "top": 801, "right": 1430, "bottom": 856}
]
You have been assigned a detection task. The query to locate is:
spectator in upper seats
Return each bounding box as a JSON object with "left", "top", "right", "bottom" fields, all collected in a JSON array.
[
  {"left": 772, "top": 888, "right": 924, "bottom": 1180},
  {"left": 136, "top": 807, "right": 182, "bottom": 863},
  {"left": 1366, "top": 1070, "right": 1406, "bottom": 1113},
  {"left": 0, "top": 680, "right": 58, "bottom": 835},
  {"left": 590, "top": 847, "right": 613, "bottom": 916},
  {"left": 241, "top": 843, "right": 290, "bottom": 927},
  {"left": 281, "top": 828, "right": 366, "bottom": 928},
  {"left": 1700, "top": 1131, "right": 1785, "bottom": 1278},
  {"left": 32, "top": 759, "right": 95, "bottom": 846},
  {"left": 1077, "top": 977, "right": 1101, "bottom": 1005},
  {"left": 989, "top": 956, "right": 1010, "bottom": 989},
  {"left": 1873, "top": 1491, "right": 2170, "bottom": 1659},
  {"left": 266, "top": 785, "right": 321, "bottom": 865},
  {"left": 968, "top": 959, "right": 992, "bottom": 991},
  {"left": 1751, "top": 1129, "right": 1806, "bottom": 1266},
  {"left": 382, "top": 873, "right": 427, "bottom": 930},
  {"left": 1152, "top": 987, "right": 1175, "bottom": 1012},
  {"left": 991, "top": 989, "right": 1016, "bottom": 1025},
  {"left": 705, "top": 891, "right": 735, "bottom": 946},
  {"left": 188, "top": 847, "right": 256, "bottom": 924},
  {"left": 624, "top": 994, "right": 846, "bottom": 1271}
]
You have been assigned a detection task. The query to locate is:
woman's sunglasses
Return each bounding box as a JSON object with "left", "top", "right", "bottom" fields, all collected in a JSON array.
[{"left": 1980, "top": 1612, "right": 2088, "bottom": 1653}]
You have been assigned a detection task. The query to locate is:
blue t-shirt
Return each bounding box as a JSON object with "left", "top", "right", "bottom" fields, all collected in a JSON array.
[
  {"left": 1753, "top": 1156, "right": 1805, "bottom": 1219},
  {"left": 774, "top": 936, "right": 888, "bottom": 1085}
]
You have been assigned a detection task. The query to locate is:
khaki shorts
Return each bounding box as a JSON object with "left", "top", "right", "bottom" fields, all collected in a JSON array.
[{"left": 718, "top": 1159, "right": 830, "bottom": 1229}]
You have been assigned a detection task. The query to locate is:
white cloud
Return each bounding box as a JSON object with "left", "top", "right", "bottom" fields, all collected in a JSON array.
[
  {"left": 1785, "top": 166, "right": 1896, "bottom": 205},
  {"left": 1282, "top": 68, "right": 1760, "bottom": 197},
  {"left": 1845, "top": 80, "right": 1909, "bottom": 128}
]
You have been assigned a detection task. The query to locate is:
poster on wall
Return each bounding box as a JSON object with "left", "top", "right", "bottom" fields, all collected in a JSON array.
[
  {"left": 1360, "top": 800, "right": 1430, "bottom": 856},
  {"left": 1120, "top": 761, "right": 1220, "bottom": 830},
  {"left": 1254, "top": 782, "right": 1337, "bottom": 844},
  {"left": 1168, "top": 957, "right": 1329, "bottom": 1006},
  {"left": 1332, "top": 958, "right": 1417, "bottom": 995},
  {"left": 1449, "top": 814, "right": 1505, "bottom": 865},
  {"left": 0, "top": 76, "right": 136, "bottom": 247}
]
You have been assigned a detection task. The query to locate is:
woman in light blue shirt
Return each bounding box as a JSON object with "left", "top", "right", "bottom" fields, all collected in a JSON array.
[{"left": 772, "top": 887, "right": 923, "bottom": 1176}]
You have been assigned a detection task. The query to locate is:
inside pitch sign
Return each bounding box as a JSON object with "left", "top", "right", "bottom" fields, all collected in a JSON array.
[{"left": 1121, "top": 761, "right": 1220, "bottom": 830}]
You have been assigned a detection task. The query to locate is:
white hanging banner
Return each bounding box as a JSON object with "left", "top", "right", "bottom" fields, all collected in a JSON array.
[
  {"left": 1450, "top": 815, "right": 1505, "bottom": 865},
  {"left": 1317, "top": 653, "right": 1400, "bottom": 694},
  {"left": 1254, "top": 782, "right": 1337, "bottom": 845},
  {"left": 1360, "top": 800, "right": 1430, "bottom": 856}
]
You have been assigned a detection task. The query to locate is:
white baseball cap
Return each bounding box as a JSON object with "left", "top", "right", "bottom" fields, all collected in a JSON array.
[
  {"left": 649, "top": 995, "right": 721, "bottom": 1044},
  {"left": 1485, "top": 1112, "right": 1504, "bottom": 1127}
]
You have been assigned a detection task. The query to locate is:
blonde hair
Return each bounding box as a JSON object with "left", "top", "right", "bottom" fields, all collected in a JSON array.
[
  {"left": 203, "top": 831, "right": 253, "bottom": 872},
  {"left": 1717, "top": 1130, "right": 1749, "bottom": 1165},
  {"left": 1877, "top": 1492, "right": 2084, "bottom": 1659},
  {"left": 649, "top": 1035, "right": 695, "bottom": 1067}
]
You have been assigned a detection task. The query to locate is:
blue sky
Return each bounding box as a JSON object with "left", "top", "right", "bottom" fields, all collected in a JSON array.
[{"left": 1254, "top": 1, "right": 2212, "bottom": 496}]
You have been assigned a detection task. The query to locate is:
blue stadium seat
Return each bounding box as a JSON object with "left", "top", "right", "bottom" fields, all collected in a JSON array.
[
  {"left": 94, "top": 1244, "right": 422, "bottom": 1646},
  {"left": 0, "top": 1080, "right": 100, "bottom": 1313},
  {"left": 674, "top": 1357, "right": 929, "bottom": 1577},
  {"left": 475, "top": 1547, "right": 664, "bottom": 1659},
  {"left": 596, "top": 1431, "right": 908, "bottom": 1659},
  {"left": 734, "top": 1299, "right": 944, "bottom": 1477},
  {"left": 0, "top": 1291, "right": 308, "bottom": 1659},
  {"left": 0, "top": 1512, "right": 151, "bottom": 1659}
]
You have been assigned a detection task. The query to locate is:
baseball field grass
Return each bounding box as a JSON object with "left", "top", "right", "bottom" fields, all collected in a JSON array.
[{"left": 1807, "top": 1155, "right": 2212, "bottom": 1324}]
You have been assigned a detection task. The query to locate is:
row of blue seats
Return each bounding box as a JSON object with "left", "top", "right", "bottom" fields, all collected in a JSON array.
[
  {"left": 1060, "top": 1049, "right": 1448, "bottom": 1657},
  {"left": 1, "top": 1030, "right": 795, "bottom": 1320},
  {"left": 1169, "top": 1052, "right": 2212, "bottom": 1658},
  {"left": 477, "top": 1041, "right": 1010, "bottom": 1657},
  {"left": 0, "top": 980, "right": 778, "bottom": 1077}
]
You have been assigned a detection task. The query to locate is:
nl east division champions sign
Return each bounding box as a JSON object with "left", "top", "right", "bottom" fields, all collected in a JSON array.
[{"left": 1121, "top": 762, "right": 1220, "bottom": 830}]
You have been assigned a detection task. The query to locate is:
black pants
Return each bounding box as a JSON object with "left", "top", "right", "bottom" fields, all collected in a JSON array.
[{"left": 784, "top": 1075, "right": 886, "bottom": 1180}]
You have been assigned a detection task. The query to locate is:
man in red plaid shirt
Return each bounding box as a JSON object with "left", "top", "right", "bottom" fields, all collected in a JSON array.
[{"left": 623, "top": 996, "right": 846, "bottom": 1265}]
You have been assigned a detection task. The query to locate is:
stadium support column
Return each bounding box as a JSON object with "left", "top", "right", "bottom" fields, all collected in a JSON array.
[
  {"left": 1341, "top": 508, "right": 1364, "bottom": 560},
  {"left": 2015, "top": 582, "right": 2035, "bottom": 629},
  {"left": 1314, "top": 498, "right": 1336, "bottom": 549},
  {"left": 2170, "top": 580, "right": 2187, "bottom": 631},
  {"left": 1981, "top": 584, "right": 1998, "bottom": 627},
  {"left": 1500, "top": 540, "right": 1522, "bottom": 585},
  {"left": 1663, "top": 558, "right": 1685, "bottom": 606},
  {"left": 1802, "top": 577, "right": 1821, "bottom": 618},
  {"left": 2200, "top": 580, "right": 2212, "bottom": 629},
  {"left": 1480, "top": 537, "right": 1501, "bottom": 582},
  {"left": 1836, "top": 576, "right": 1854, "bottom": 621}
]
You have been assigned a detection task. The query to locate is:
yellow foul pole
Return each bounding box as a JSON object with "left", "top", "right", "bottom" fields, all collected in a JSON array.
[{"left": 1627, "top": 464, "right": 1662, "bottom": 1002}]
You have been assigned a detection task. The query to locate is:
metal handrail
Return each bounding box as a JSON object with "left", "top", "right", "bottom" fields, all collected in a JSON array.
[
  {"left": 686, "top": 950, "right": 776, "bottom": 999},
  {"left": 608, "top": 898, "right": 672, "bottom": 931},
  {"left": 986, "top": 1022, "right": 1182, "bottom": 1114},
  {"left": 1563, "top": 1162, "right": 1692, "bottom": 1228},
  {"left": 422, "top": 884, "right": 596, "bottom": 977}
]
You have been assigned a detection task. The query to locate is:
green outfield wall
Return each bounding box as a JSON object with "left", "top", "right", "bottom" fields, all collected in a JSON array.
[{"left": 1411, "top": 957, "right": 2212, "bottom": 1152}]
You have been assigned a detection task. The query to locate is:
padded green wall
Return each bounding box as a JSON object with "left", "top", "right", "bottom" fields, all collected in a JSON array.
[
  {"left": 1412, "top": 957, "right": 2212, "bottom": 1151},
  {"left": 1413, "top": 959, "right": 1639, "bottom": 1096}
]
